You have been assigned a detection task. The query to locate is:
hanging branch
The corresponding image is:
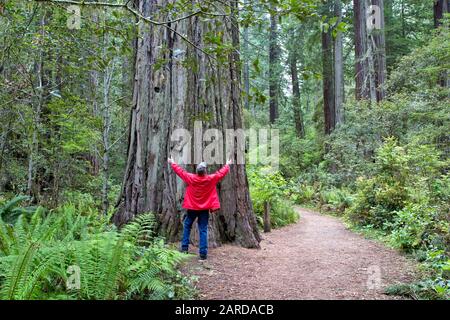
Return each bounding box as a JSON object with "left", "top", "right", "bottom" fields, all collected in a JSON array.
[{"left": 33, "top": 0, "right": 228, "bottom": 59}]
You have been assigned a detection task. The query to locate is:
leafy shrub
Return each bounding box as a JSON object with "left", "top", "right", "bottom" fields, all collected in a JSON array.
[
  {"left": 346, "top": 138, "right": 446, "bottom": 229},
  {"left": 343, "top": 137, "right": 449, "bottom": 300},
  {"left": 386, "top": 249, "right": 450, "bottom": 300},
  {"left": 269, "top": 201, "right": 300, "bottom": 228},
  {"left": 61, "top": 191, "right": 100, "bottom": 215},
  {"left": 248, "top": 167, "right": 299, "bottom": 229},
  {"left": 422, "top": 250, "right": 450, "bottom": 300},
  {"left": 388, "top": 204, "right": 441, "bottom": 251},
  {"left": 319, "top": 188, "right": 353, "bottom": 214},
  {"left": 279, "top": 130, "right": 322, "bottom": 179},
  {"left": 288, "top": 182, "right": 316, "bottom": 205}
]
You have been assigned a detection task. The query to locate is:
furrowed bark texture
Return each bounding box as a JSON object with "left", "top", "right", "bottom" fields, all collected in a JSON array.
[
  {"left": 322, "top": 28, "right": 335, "bottom": 135},
  {"left": 322, "top": 0, "right": 344, "bottom": 135},
  {"left": 269, "top": 9, "right": 279, "bottom": 124},
  {"left": 288, "top": 49, "right": 305, "bottom": 138},
  {"left": 372, "top": 0, "right": 387, "bottom": 101},
  {"left": 113, "top": 0, "right": 261, "bottom": 249},
  {"left": 334, "top": 0, "right": 344, "bottom": 125},
  {"left": 353, "top": 0, "right": 387, "bottom": 102}
]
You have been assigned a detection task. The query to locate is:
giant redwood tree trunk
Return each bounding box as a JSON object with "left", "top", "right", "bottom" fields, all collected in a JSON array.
[
  {"left": 242, "top": 0, "right": 251, "bottom": 114},
  {"left": 322, "top": 0, "right": 343, "bottom": 135},
  {"left": 269, "top": 8, "right": 279, "bottom": 124},
  {"left": 353, "top": 0, "right": 387, "bottom": 102},
  {"left": 288, "top": 49, "right": 305, "bottom": 138},
  {"left": 372, "top": 0, "right": 387, "bottom": 101},
  {"left": 354, "top": 0, "right": 373, "bottom": 101},
  {"left": 322, "top": 27, "right": 335, "bottom": 135},
  {"left": 334, "top": 0, "right": 344, "bottom": 125},
  {"left": 113, "top": 0, "right": 261, "bottom": 248}
]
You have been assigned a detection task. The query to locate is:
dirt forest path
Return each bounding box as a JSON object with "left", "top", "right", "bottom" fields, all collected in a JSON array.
[{"left": 183, "top": 207, "right": 418, "bottom": 300}]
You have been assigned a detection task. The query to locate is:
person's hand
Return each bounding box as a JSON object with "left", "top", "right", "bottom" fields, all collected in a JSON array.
[
  {"left": 226, "top": 158, "right": 232, "bottom": 165},
  {"left": 168, "top": 156, "right": 174, "bottom": 164}
]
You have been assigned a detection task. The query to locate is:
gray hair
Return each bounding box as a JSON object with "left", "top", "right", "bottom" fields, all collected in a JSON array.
[{"left": 196, "top": 162, "right": 207, "bottom": 175}]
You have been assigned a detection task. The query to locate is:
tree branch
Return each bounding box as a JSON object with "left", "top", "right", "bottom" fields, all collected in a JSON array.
[
  {"left": 33, "top": 0, "right": 226, "bottom": 59},
  {"left": 34, "top": 0, "right": 204, "bottom": 25}
]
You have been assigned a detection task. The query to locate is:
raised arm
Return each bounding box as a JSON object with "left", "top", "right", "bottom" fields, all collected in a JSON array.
[
  {"left": 211, "top": 159, "right": 232, "bottom": 183},
  {"left": 168, "top": 157, "right": 194, "bottom": 184}
]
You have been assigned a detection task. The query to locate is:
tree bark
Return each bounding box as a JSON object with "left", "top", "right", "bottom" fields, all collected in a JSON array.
[
  {"left": 269, "top": 8, "right": 279, "bottom": 124},
  {"left": 88, "top": 11, "right": 100, "bottom": 176},
  {"left": 263, "top": 201, "right": 271, "bottom": 233},
  {"left": 371, "top": 0, "right": 387, "bottom": 101},
  {"left": 288, "top": 49, "right": 305, "bottom": 138},
  {"left": 28, "top": 13, "right": 48, "bottom": 200},
  {"left": 322, "top": 27, "right": 335, "bottom": 135},
  {"left": 354, "top": 0, "right": 386, "bottom": 102},
  {"left": 101, "top": 48, "right": 114, "bottom": 216},
  {"left": 434, "top": 0, "right": 449, "bottom": 87},
  {"left": 334, "top": 0, "right": 344, "bottom": 125},
  {"left": 242, "top": 0, "right": 251, "bottom": 115},
  {"left": 434, "top": 0, "right": 449, "bottom": 28},
  {"left": 354, "top": 0, "right": 369, "bottom": 100},
  {"left": 384, "top": 0, "right": 394, "bottom": 68},
  {"left": 113, "top": 0, "right": 261, "bottom": 248}
]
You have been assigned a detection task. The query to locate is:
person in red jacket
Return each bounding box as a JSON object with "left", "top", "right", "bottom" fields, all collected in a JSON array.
[{"left": 168, "top": 156, "right": 231, "bottom": 260}]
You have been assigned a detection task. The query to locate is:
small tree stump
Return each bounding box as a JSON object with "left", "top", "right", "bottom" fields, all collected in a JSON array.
[{"left": 263, "top": 201, "right": 271, "bottom": 233}]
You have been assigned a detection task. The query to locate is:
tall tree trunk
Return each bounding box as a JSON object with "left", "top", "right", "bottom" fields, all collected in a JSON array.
[
  {"left": 288, "top": 49, "right": 305, "bottom": 138},
  {"left": 113, "top": 0, "right": 261, "bottom": 248},
  {"left": 401, "top": 0, "right": 406, "bottom": 38},
  {"left": 242, "top": 0, "right": 251, "bottom": 115},
  {"left": 50, "top": 47, "right": 65, "bottom": 206},
  {"left": 100, "top": 10, "right": 114, "bottom": 216},
  {"left": 28, "top": 13, "right": 48, "bottom": 200},
  {"left": 384, "top": 0, "right": 394, "bottom": 69},
  {"left": 354, "top": 0, "right": 370, "bottom": 100},
  {"left": 89, "top": 11, "right": 100, "bottom": 176},
  {"left": 353, "top": 0, "right": 384, "bottom": 102},
  {"left": 371, "top": 0, "right": 387, "bottom": 101},
  {"left": 102, "top": 53, "right": 114, "bottom": 216},
  {"left": 334, "top": 0, "right": 344, "bottom": 126},
  {"left": 269, "top": 8, "right": 279, "bottom": 124},
  {"left": 434, "top": 0, "right": 449, "bottom": 87},
  {"left": 322, "top": 0, "right": 344, "bottom": 135},
  {"left": 322, "top": 27, "right": 335, "bottom": 135},
  {"left": 434, "top": 0, "right": 449, "bottom": 28}
]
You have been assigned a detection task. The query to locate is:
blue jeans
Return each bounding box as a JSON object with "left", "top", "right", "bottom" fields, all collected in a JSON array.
[{"left": 181, "top": 210, "right": 209, "bottom": 256}]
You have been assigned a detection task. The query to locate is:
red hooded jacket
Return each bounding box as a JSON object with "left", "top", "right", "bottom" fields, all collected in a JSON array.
[{"left": 171, "top": 163, "right": 230, "bottom": 211}]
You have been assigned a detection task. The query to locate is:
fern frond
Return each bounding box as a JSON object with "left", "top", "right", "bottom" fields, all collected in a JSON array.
[
  {"left": 0, "top": 241, "right": 38, "bottom": 300},
  {"left": 121, "top": 213, "right": 156, "bottom": 246},
  {"left": 0, "top": 196, "right": 30, "bottom": 222}
]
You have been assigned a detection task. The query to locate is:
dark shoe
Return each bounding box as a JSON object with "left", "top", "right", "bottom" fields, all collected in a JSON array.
[
  {"left": 199, "top": 254, "right": 207, "bottom": 260},
  {"left": 180, "top": 248, "right": 188, "bottom": 254}
]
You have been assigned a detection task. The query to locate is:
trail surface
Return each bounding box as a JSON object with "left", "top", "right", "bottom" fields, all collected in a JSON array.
[{"left": 183, "top": 207, "right": 417, "bottom": 300}]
